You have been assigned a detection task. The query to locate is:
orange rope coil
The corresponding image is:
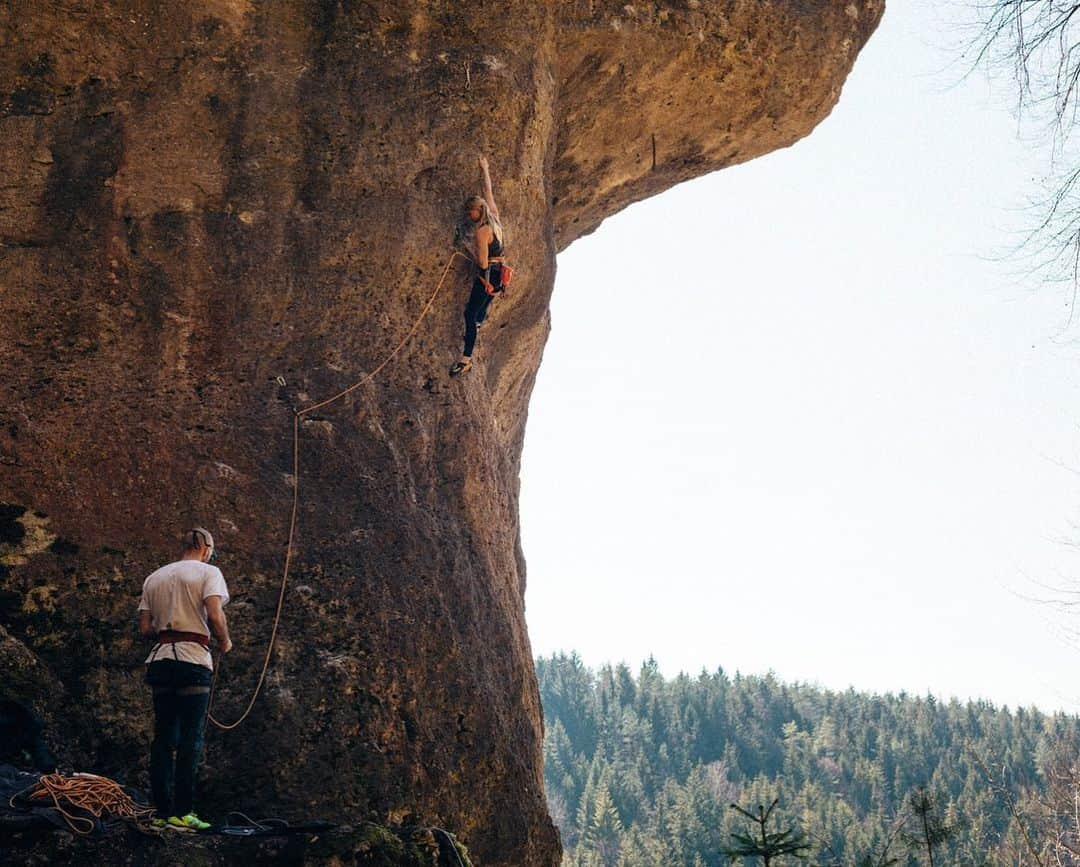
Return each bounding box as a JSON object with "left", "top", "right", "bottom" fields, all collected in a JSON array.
[{"left": 14, "top": 772, "right": 157, "bottom": 835}]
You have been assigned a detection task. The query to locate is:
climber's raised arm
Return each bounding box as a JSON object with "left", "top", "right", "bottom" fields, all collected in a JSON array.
[{"left": 479, "top": 155, "right": 499, "bottom": 221}]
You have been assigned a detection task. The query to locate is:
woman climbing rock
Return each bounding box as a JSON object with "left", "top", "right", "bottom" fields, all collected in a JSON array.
[{"left": 450, "top": 154, "right": 507, "bottom": 376}]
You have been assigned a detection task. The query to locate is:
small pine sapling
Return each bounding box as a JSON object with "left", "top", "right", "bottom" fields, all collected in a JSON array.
[{"left": 722, "top": 798, "right": 811, "bottom": 866}]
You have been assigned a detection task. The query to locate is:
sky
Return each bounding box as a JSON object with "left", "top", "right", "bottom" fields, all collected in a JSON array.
[{"left": 520, "top": 1, "right": 1080, "bottom": 715}]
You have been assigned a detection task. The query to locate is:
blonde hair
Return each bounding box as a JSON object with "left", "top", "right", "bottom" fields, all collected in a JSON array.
[{"left": 458, "top": 196, "right": 503, "bottom": 258}]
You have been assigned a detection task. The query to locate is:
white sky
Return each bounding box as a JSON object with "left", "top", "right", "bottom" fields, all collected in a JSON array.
[{"left": 520, "top": 1, "right": 1080, "bottom": 714}]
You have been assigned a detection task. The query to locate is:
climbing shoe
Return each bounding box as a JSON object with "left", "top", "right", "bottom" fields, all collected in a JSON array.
[
  {"left": 449, "top": 359, "right": 472, "bottom": 376},
  {"left": 167, "top": 813, "right": 211, "bottom": 831}
]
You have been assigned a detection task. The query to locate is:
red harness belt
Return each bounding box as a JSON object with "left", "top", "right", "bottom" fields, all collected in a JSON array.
[{"left": 157, "top": 629, "right": 210, "bottom": 648}]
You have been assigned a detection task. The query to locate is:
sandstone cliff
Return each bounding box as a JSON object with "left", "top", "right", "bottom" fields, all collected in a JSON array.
[{"left": 0, "top": 2, "right": 882, "bottom": 864}]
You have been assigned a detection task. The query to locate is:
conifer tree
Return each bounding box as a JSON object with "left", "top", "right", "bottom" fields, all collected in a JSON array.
[
  {"left": 590, "top": 783, "right": 623, "bottom": 865},
  {"left": 722, "top": 799, "right": 811, "bottom": 866},
  {"left": 903, "top": 787, "right": 955, "bottom": 867}
]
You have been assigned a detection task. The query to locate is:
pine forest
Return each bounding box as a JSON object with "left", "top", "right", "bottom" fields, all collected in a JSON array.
[{"left": 538, "top": 653, "right": 1080, "bottom": 866}]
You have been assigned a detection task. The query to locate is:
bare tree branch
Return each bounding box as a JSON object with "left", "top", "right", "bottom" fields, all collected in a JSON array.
[{"left": 969, "top": 1, "right": 1080, "bottom": 308}]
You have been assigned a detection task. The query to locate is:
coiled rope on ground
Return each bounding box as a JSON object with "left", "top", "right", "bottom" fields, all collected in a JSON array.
[
  {"left": 12, "top": 772, "right": 157, "bottom": 835},
  {"left": 207, "top": 251, "right": 469, "bottom": 731}
]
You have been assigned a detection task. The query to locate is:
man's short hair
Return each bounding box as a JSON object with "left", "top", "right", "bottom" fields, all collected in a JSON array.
[{"left": 183, "top": 527, "right": 214, "bottom": 552}]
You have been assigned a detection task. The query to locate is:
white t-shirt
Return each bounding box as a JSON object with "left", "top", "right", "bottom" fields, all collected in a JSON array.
[{"left": 138, "top": 559, "right": 229, "bottom": 670}]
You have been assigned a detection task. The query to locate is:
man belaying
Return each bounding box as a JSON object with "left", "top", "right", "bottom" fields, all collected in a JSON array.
[
  {"left": 137, "top": 527, "right": 232, "bottom": 831},
  {"left": 450, "top": 154, "right": 509, "bottom": 376}
]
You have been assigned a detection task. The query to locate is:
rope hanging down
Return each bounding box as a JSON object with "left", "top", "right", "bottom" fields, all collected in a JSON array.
[{"left": 208, "top": 251, "right": 468, "bottom": 730}]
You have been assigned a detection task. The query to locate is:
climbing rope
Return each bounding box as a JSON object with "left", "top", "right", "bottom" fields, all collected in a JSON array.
[
  {"left": 12, "top": 772, "right": 157, "bottom": 835},
  {"left": 207, "top": 251, "right": 468, "bottom": 730},
  {"left": 432, "top": 825, "right": 470, "bottom": 867}
]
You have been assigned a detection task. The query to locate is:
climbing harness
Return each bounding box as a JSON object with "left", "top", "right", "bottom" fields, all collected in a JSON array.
[
  {"left": 158, "top": 629, "right": 210, "bottom": 647},
  {"left": 11, "top": 772, "right": 157, "bottom": 835},
  {"left": 206, "top": 251, "right": 469, "bottom": 731}
]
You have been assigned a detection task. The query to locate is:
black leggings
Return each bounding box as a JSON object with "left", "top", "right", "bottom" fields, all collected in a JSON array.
[{"left": 463, "top": 277, "right": 494, "bottom": 357}]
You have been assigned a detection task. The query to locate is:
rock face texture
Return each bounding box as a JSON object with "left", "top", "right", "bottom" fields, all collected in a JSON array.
[{"left": 0, "top": 2, "right": 882, "bottom": 865}]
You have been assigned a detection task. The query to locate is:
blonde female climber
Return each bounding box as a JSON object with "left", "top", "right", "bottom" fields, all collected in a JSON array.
[{"left": 450, "top": 155, "right": 507, "bottom": 376}]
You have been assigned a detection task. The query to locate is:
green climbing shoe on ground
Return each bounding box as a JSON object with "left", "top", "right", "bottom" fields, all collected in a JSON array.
[{"left": 167, "top": 813, "right": 211, "bottom": 831}]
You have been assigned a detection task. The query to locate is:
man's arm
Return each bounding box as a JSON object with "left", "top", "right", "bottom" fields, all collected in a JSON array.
[
  {"left": 138, "top": 610, "right": 156, "bottom": 638},
  {"left": 205, "top": 595, "right": 232, "bottom": 653}
]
